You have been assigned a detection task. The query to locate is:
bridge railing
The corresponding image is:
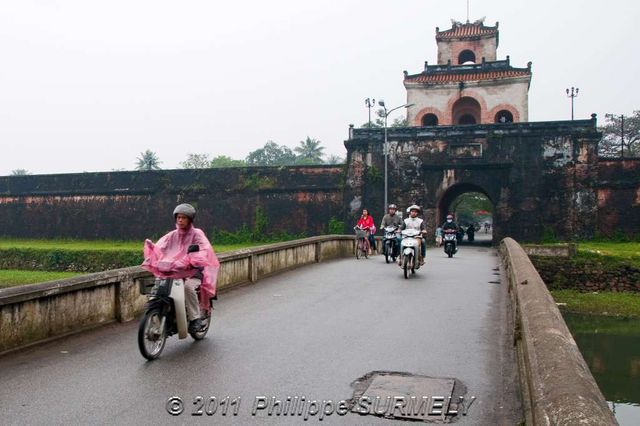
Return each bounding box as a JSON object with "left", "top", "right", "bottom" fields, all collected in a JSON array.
[
  {"left": 500, "top": 237, "right": 616, "bottom": 425},
  {"left": 0, "top": 235, "right": 354, "bottom": 354}
]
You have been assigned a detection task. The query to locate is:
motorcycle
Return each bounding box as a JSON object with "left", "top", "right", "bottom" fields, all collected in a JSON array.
[
  {"left": 443, "top": 229, "right": 457, "bottom": 258},
  {"left": 382, "top": 225, "right": 399, "bottom": 263},
  {"left": 456, "top": 229, "right": 465, "bottom": 244},
  {"left": 137, "top": 276, "right": 213, "bottom": 360},
  {"left": 399, "top": 228, "right": 422, "bottom": 279},
  {"left": 466, "top": 226, "right": 475, "bottom": 243}
]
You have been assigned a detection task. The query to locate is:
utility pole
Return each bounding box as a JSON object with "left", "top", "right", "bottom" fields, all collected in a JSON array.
[{"left": 621, "top": 114, "right": 625, "bottom": 157}]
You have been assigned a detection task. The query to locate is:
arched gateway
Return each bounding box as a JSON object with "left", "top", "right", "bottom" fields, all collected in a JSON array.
[
  {"left": 437, "top": 183, "right": 494, "bottom": 226},
  {"left": 344, "top": 118, "right": 601, "bottom": 243}
]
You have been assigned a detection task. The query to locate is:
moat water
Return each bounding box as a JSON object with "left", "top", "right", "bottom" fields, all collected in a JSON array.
[{"left": 562, "top": 312, "right": 640, "bottom": 425}]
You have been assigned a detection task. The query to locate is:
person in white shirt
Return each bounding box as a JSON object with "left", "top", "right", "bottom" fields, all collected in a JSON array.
[{"left": 400, "top": 204, "right": 427, "bottom": 265}]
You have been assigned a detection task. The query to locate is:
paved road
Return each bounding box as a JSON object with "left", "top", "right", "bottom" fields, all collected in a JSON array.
[{"left": 0, "top": 243, "right": 521, "bottom": 425}]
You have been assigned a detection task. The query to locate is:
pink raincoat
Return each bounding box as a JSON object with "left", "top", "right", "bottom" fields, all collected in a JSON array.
[{"left": 142, "top": 225, "right": 220, "bottom": 312}]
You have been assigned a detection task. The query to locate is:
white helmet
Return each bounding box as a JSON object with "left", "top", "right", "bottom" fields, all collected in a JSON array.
[
  {"left": 173, "top": 203, "right": 196, "bottom": 220},
  {"left": 407, "top": 204, "right": 421, "bottom": 213}
]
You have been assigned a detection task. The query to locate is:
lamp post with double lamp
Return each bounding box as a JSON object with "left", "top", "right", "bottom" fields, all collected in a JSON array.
[
  {"left": 365, "top": 98, "right": 376, "bottom": 128},
  {"left": 378, "top": 100, "right": 414, "bottom": 211},
  {"left": 566, "top": 87, "right": 579, "bottom": 120}
]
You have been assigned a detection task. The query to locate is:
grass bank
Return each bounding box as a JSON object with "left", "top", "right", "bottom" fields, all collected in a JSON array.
[
  {"left": 0, "top": 239, "right": 274, "bottom": 274},
  {"left": 551, "top": 289, "right": 640, "bottom": 318},
  {"left": 0, "top": 270, "right": 82, "bottom": 289},
  {"left": 577, "top": 241, "right": 640, "bottom": 268},
  {"left": 0, "top": 238, "right": 259, "bottom": 253}
]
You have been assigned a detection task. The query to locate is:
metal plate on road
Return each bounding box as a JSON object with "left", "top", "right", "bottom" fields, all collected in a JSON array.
[{"left": 350, "top": 371, "right": 464, "bottom": 423}]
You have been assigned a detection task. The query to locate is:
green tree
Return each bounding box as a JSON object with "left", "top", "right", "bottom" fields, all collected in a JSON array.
[
  {"left": 135, "top": 149, "right": 161, "bottom": 171},
  {"left": 360, "top": 108, "right": 408, "bottom": 128},
  {"left": 360, "top": 108, "right": 385, "bottom": 128},
  {"left": 10, "top": 169, "right": 30, "bottom": 176},
  {"left": 180, "top": 153, "right": 211, "bottom": 169},
  {"left": 246, "top": 141, "right": 296, "bottom": 166},
  {"left": 391, "top": 116, "right": 408, "bottom": 127},
  {"left": 210, "top": 155, "right": 246, "bottom": 168},
  {"left": 451, "top": 192, "right": 493, "bottom": 225},
  {"left": 294, "top": 137, "right": 325, "bottom": 165},
  {"left": 325, "top": 154, "right": 345, "bottom": 165},
  {"left": 599, "top": 111, "right": 640, "bottom": 157}
]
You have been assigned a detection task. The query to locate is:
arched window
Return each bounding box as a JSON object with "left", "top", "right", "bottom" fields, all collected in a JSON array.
[
  {"left": 452, "top": 97, "right": 482, "bottom": 125},
  {"left": 458, "top": 50, "right": 476, "bottom": 64},
  {"left": 458, "top": 114, "right": 477, "bottom": 125},
  {"left": 421, "top": 113, "right": 439, "bottom": 126},
  {"left": 495, "top": 110, "right": 514, "bottom": 123}
]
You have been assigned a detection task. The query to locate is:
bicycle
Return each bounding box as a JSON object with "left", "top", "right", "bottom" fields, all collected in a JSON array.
[{"left": 354, "top": 226, "right": 370, "bottom": 259}]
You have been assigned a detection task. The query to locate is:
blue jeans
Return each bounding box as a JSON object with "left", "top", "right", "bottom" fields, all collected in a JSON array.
[{"left": 368, "top": 234, "right": 376, "bottom": 251}]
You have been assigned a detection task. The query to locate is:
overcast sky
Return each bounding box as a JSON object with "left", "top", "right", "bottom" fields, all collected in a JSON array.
[{"left": 1, "top": 0, "right": 638, "bottom": 175}]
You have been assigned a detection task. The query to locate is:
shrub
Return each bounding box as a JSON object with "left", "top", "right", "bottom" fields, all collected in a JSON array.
[
  {"left": 328, "top": 217, "right": 345, "bottom": 234},
  {"left": 0, "top": 248, "right": 143, "bottom": 273}
]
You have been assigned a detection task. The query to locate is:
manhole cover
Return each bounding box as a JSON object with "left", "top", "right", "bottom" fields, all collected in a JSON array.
[{"left": 349, "top": 371, "right": 473, "bottom": 423}]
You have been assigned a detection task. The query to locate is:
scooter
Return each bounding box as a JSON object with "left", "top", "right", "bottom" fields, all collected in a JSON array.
[
  {"left": 382, "top": 226, "right": 399, "bottom": 264},
  {"left": 137, "top": 276, "right": 213, "bottom": 360},
  {"left": 443, "top": 229, "right": 457, "bottom": 258},
  {"left": 399, "top": 228, "right": 422, "bottom": 279}
]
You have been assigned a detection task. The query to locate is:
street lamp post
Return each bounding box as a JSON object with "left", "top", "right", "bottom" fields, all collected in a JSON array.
[
  {"left": 378, "top": 100, "right": 414, "bottom": 213},
  {"left": 566, "top": 87, "right": 579, "bottom": 120},
  {"left": 365, "top": 98, "right": 375, "bottom": 128}
]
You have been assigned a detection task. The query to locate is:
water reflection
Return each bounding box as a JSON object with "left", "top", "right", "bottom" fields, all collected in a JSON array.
[{"left": 562, "top": 312, "right": 640, "bottom": 425}]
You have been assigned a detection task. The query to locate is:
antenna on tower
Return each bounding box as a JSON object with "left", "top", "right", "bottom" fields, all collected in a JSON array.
[{"left": 466, "top": 0, "right": 470, "bottom": 23}]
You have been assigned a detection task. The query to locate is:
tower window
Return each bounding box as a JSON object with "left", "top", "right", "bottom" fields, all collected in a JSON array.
[
  {"left": 421, "top": 114, "right": 439, "bottom": 126},
  {"left": 452, "top": 97, "right": 482, "bottom": 125},
  {"left": 458, "top": 50, "right": 476, "bottom": 64},
  {"left": 495, "top": 110, "right": 514, "bottom": 123},
  {"left": 458, "top": 114, "right": 477, "bottom": 125}
]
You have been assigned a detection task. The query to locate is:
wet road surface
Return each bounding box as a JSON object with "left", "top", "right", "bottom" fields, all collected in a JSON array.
[{"left": 0, "top": 242, "right": 521, "bottom": 425}]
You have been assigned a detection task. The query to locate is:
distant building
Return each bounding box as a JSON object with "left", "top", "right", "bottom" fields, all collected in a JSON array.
[{"left": 404, "top": 18, "right": 532, "bottom": 126}]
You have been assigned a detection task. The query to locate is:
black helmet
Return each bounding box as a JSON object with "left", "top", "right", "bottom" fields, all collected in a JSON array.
[{"left": 173, "top": 203, "right": 196, "bottom": 220}]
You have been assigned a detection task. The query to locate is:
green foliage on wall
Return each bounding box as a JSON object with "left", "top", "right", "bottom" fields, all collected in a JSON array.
[{"left": 327, "top": 217, "right": 345, "bottom": 234}]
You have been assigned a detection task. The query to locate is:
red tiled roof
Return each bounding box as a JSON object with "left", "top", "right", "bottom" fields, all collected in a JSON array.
[
  {"left": 405, "top": 69, "right": 530, "bottom": 84},
  {"left": 436, "top": 22, "right": 498, "bottom": 40}
]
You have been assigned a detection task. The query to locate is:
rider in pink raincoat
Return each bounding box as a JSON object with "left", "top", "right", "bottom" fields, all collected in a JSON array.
[{"left": 142, "top": 204, "right": 219, "bottom": 331}]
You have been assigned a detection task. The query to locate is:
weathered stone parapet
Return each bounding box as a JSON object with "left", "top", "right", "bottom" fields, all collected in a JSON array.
[
  {"left": 530, "top": 256, "right": 640, "bottom": 293},
  {"left": 0, "top": 236, "right": 354, "bottom": 354},
  {"left": 500, "top": 238, "right": 616, "bottom": 425},
  {"left": 522, "top": 243, "right": 576, "bottom": 258}
]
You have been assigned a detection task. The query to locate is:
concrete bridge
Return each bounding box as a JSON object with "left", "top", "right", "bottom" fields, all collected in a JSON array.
[{"left": 0, "top": 236, "right": 616, "bottom": 424}]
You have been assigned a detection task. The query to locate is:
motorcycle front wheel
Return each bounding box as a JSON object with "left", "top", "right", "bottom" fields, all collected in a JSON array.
[
  {"left": 138, "top": 308, "right": 167, "bottom": 360},
  {"left": 403, "top": 254, "right": 412, "bottom": 279}
]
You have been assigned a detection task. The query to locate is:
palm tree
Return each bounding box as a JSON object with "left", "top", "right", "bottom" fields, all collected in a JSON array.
[
  {"left": 135, "top": 149, "right": 162, "bottom": 171},
  {"left": 294, "top": 137, "right": 325, "bottom": 164}
]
